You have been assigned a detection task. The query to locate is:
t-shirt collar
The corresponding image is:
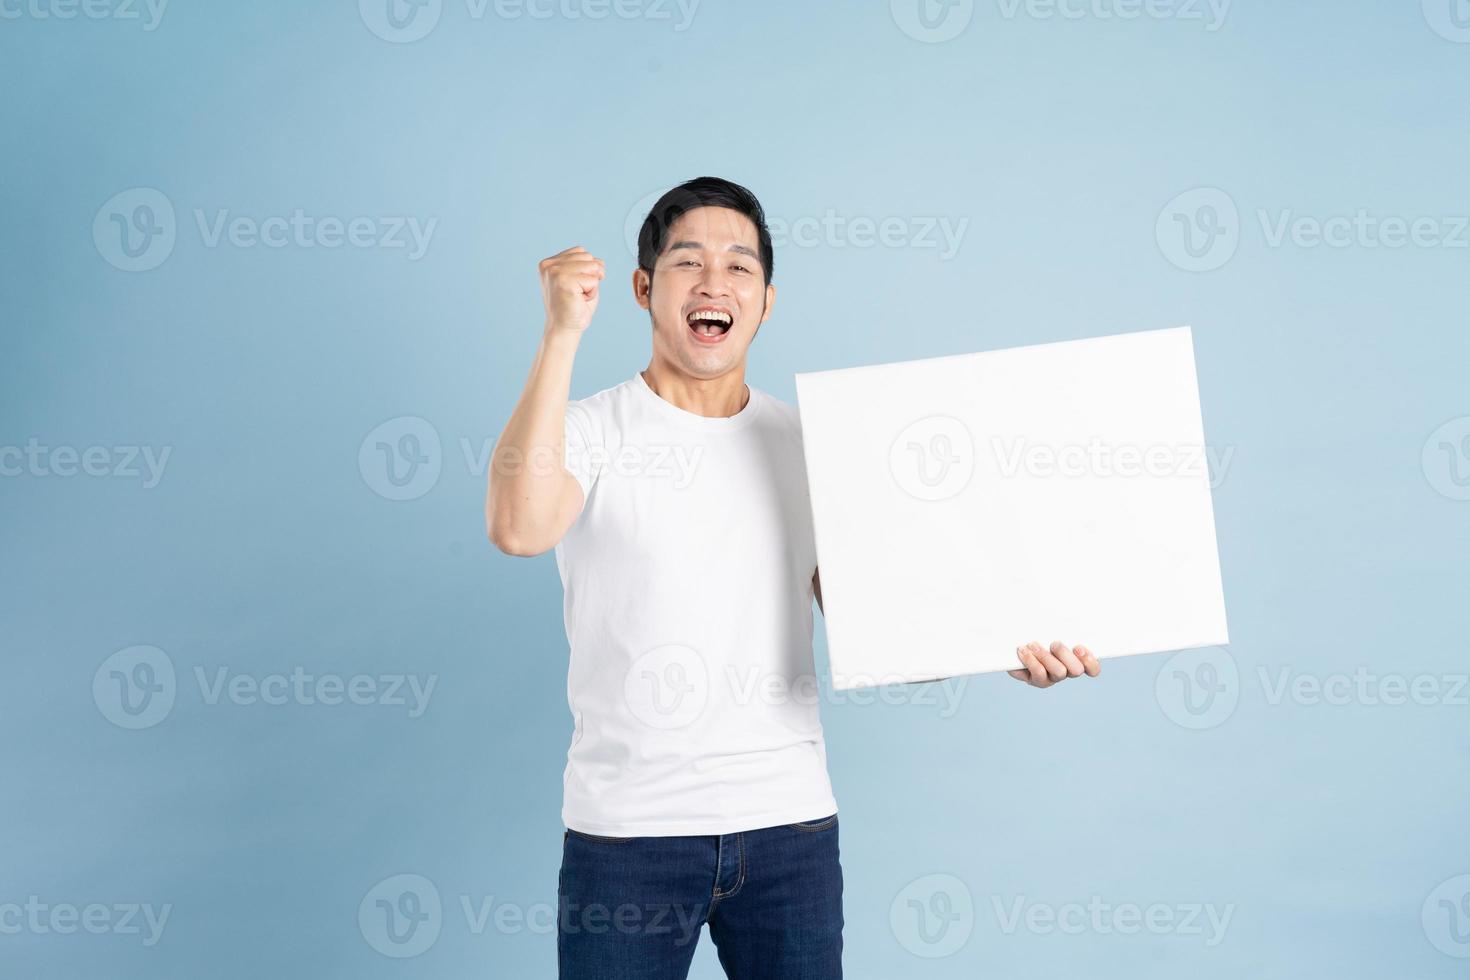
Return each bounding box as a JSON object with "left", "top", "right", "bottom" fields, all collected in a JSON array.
[{"left": 632, "top": 370, "right": 762, "bottom": 430}]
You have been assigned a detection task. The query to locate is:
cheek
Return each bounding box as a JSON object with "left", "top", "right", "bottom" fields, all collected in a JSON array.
[
  {"left": 738, "top": 284, "right": 766, "bottom": 319},
  {"left": 653, "top": 297, "right": 684, "bottom": 328}
]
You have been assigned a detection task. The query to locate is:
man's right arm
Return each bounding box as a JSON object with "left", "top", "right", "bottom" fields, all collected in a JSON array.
[{"left": 485, "top": 246, "right": 605, "bottom": 557}]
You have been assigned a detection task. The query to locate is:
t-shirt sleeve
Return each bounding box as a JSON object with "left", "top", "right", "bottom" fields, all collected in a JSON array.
[{"left": 563, "top": 400, "right": 602, "bottom": 500}]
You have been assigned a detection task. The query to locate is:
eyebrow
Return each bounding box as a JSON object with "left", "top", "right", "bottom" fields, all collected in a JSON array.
[{"left": 666, "top": 240, "right": 762, "bottom": 264}]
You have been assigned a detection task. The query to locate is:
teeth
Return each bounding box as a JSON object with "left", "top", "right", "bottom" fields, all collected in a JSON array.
[{"left": 689, "top": 309, "right": 731, "bottom": 324}]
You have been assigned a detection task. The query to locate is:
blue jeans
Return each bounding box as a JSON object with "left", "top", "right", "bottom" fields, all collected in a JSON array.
[{"left": 557, "top": 814, "right": 844, "bottom": 979}]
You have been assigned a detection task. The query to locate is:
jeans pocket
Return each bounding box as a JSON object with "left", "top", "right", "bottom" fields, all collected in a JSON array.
[
  {"left": 566, "top": 828, "right": 634, "bottom": 844},
  {"left": 789, "top": 814, "right": 838, "bottom": 832}
]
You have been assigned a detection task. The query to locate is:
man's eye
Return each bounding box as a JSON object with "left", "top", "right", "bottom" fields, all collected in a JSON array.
[
  {"left": 732, "top": 264, "right": 750, "bottom": 273},
  {"left": 678, "top": 260, "right": 698, "bottom": 267}
]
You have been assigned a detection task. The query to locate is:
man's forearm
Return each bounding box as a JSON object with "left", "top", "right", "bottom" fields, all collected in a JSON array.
[{"left": 485, "top": 326, "right": 581, "bottom": 551}]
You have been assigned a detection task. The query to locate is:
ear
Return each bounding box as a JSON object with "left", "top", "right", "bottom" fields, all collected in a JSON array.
[
  {"left": 632, "top": 267, "right": 651, "bottom": 310},
  {"left": 759, "top": 282, "right": 776, "bottom": 323}
]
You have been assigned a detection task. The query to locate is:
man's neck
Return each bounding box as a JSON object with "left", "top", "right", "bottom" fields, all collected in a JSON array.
[{"left": 640, "top": 361, "right": 749, "bottom": 419}]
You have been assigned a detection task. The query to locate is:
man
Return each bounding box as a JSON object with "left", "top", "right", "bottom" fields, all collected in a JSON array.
[{"left": 485, "top": 177, "right": 1101, "bottom": 979}]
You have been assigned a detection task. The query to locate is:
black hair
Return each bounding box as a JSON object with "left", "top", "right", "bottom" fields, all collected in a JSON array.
[{"left": 636, "top": 176, "right": 774, "bottom": 287}]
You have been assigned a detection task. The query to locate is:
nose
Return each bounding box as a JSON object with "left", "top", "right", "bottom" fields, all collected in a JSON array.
[{"left": 695, "top": 265, "right": 732, "bottom": 297}]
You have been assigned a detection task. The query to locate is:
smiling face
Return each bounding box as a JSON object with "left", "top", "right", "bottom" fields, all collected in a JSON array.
[{"left": 634, "top": 205, "right": 776, "bottom": 381}]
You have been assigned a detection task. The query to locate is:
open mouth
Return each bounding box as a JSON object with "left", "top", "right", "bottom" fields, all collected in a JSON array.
[{"left": 687, "top": 308, "right": 732, "bottom": 343}]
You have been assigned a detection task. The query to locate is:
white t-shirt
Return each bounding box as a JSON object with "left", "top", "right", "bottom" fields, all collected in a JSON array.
[{"left": 554, "top": 370, "right": 838, "bottom": 837}]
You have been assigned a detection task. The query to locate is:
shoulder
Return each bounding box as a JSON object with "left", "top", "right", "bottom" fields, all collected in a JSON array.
[
  {"left": 570, "top": 378, "right": 634, "bottom": 414},
  {"left": 567, "top": 377, "right": 638, "bottom": 430},
  {"left": 751, "top": 387, "right": 807, "bottom": 449},
  {"left": 754, "top": 386, "right": 800, "bottom": 427}
]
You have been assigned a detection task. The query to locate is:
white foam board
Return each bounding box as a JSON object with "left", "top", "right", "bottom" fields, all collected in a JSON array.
[{"left": 795, "top": 326, "right": 1229, "bottom": 690}]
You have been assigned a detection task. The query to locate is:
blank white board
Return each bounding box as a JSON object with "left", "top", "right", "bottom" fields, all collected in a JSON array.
[{"left": 795, "top": 326, "right": 1228, "bottom": 690}]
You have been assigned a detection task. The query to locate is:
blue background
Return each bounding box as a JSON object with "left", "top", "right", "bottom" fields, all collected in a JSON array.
[{"left": 3, "top": 1, "right": 1468, "bottom": 977}]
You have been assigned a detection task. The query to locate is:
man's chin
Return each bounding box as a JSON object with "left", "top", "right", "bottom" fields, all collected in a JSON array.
[
  {"left": 661, "top": 333, "right": 733, "bottom": 368},
  {"left": 676, "top": 346, "right": 742, "bottom": 378}
]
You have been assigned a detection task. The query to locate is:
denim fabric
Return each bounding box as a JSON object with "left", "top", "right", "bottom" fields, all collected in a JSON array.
[{"left": 557, "top": 814, "right": 844, "bottom": 979}]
